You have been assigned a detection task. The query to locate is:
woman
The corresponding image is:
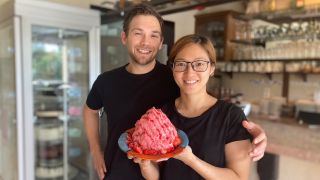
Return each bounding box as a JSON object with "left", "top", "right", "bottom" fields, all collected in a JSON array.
[{"left": 134, "top": 34, "right": 252, "bottom": 180}]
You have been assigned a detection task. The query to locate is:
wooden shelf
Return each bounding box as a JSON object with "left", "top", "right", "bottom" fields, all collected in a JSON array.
[
  {"left": 229, "top": 59, "right": 320, "bottom": 62},
  {"left": 219, "top": 70, "right": 320, "bottom": 81},
  {"left": 291, "top": 71, "right": 320, "bottom": 82},
  {"left": 218, "top": 71, "right": 281, "bottom": 80},
  {"left": 237, "top": 8, "right": 320, "bottom": 22},
  {"left": 230, "top": 39, "right": 265, "bottom": 47},
  {"left": 195, "top": 11, "right": 238, "bottom": 61}
]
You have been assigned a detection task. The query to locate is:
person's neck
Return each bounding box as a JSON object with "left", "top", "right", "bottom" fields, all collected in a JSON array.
[
  {"left": 175, "top": 92, "right": 216, "bottom": 118},
  {"left": 126, "top": 60, "right": 156, "bottom": 74}
]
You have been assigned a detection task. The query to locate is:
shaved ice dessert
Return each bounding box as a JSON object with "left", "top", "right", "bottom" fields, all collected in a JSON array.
[{"left": 127, "top": 107, "right": 181, "bottom": 155}]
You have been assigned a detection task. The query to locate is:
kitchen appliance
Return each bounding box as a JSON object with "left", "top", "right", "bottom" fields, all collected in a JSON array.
[
  {"left": 298, "top": 111, "right": 320, "bottom": 125},
  {"left": 230, "top": 93, "right": 252, "bottom": 116},
  {"left": 238, "top": 103, "right": 252, "bottom": 117},
  {"left": 295, "top": 100, "right": 320, "bottom": 125}
]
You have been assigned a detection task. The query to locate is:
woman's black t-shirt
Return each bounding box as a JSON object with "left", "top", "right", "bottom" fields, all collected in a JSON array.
[{"left": 160, "top": 100, "right": 251, "bottom": 180}]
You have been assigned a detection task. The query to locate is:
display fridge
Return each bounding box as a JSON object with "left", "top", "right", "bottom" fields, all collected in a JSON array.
[{"left": 0, "top": 0, "right": 100, "bottom": 179}]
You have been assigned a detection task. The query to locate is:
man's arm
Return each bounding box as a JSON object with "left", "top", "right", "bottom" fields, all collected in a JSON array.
[
  {"left": 83, "top": 104, "right": 106, "bottom": 180},
  {"left": 242, "top": 120, "right": 267, "bottom": 161}
]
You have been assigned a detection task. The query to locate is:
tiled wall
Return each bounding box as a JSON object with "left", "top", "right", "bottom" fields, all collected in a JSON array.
[
  {"left": 212, "top": 73, "right": 320, "bottom": 103},
  {"left": 289, "top": 74, "right": 320, "bottom": 101}
]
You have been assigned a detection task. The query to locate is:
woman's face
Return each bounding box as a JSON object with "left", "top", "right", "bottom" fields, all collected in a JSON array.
[{"left": 172, "top": 43, "right": 215, "bottom": 95}]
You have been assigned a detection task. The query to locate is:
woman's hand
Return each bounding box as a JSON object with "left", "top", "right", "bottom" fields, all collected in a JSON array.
[
  {"left": 128, "top": 155, "right": 152, "bottom": 167},
  {"left": 242, "top": 120, "right": 267, "bottom": 161},
  {"left": 128, "top": 155, "right": 160, "bottom": 180},
  {"left": 173, "top": 146, "right": 195, "bottom": 163}
]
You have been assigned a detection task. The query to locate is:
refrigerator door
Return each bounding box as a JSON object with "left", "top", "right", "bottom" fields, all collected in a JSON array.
[
  {"left": 31, "top": 25, "right": 91, "bottom": 180},
  {"left": 16, "top": 1, "right": 100, "bottom": 180},
  {"left": 0, "top": 19, "right": 18, "bottom": 180}
]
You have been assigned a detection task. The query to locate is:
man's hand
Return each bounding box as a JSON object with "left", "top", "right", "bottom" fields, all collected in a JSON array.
[
  {"left": 92, "top": 150, "right": 107, "bottom": 180},
  {"left": 242, "top": 120, "right": 267, "bottom": 161}
]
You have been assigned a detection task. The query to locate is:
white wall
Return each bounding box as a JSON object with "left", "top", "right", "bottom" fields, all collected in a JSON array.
[
  {"left": 44, "top": 0, "right": 90, "bottom": 8},
  {"left": 162, "top": 1, "right": 245, "bottom": 41},
  {"left": 0, "top": 0, "right": 10, "bottom": 6},
  {"left": 163, "top": 9, "right": 197, "bottom": 41},
  {"left": 10, "top": 0, "right": 91, "bottom": 8}
]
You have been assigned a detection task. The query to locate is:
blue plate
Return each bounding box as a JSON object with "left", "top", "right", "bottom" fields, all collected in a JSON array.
[{"left": 118, "top": 128, "right": 189, "bottom": 160}]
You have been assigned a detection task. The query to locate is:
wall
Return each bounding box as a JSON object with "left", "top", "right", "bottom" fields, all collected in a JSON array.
[
  {"left": 219, "top": 73, "right": 283, "bottom": 101},
  {"left": 44, "top": 0, "right": 90, "bottom": 8},
  {"left": 8, "top": 0, "right": 92, "bottom": 8},
  {"left": 289, "top": 74, "right": 320, "bottom": 101},
  {"left": 216, "top": 73, "right": 320, "bottom": 102},
  {"left": 162, "top": 1, "right": 244, "bottom": 41},
  {"left": 162, "top": 9, "right": 197, "bottom": 41},
  {"left": 0, "top": 0, "right": 10, "bottom": 6}
]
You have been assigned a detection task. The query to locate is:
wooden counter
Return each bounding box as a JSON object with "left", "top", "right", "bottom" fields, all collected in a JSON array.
[{"left": 249, "top": 115, "right": 320, "bottom": 163}]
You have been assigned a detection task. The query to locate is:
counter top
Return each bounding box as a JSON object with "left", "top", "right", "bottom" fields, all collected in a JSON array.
[{"left": 249, "top": 115, "right": 320, "bottom": 163}]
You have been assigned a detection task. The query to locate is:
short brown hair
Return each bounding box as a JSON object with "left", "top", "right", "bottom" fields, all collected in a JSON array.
[
  {"left": 123, "top": 3, "right": 163, "bottom": 36},
  {"left": 168, "top": 34, "right": 216, "bottom": 65}
]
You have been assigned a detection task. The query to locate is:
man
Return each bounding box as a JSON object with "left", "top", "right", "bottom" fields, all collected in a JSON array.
[{"left": 83, "top": 3, "right": 267, "bottom": 180}]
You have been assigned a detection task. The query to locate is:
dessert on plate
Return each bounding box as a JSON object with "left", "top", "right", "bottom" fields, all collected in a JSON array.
[{"left": 127, "top": 107, "right": 181, "bottom": 155}]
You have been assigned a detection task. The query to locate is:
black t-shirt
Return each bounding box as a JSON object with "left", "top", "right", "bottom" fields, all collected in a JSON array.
[
  {"left": 160, "top": 100, "right": 251, "bottom": 180},
  {"left": 86, "top": 61, "right": 179, "bottom": 179}
]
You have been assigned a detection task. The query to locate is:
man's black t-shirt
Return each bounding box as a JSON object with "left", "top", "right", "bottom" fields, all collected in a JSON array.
[
  {"left": 160, "top": 100, "right": 251, "bottom": 180},
  {"left": 86, "top": 61, "right": 179, "bottom": 179}
]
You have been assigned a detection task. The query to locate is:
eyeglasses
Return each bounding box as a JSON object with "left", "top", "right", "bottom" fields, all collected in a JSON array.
[{"left": 172, "top": 60, "right": 211, "bottom": 72}]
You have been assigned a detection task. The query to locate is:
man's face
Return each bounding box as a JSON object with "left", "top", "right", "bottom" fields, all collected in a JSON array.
[{"left": 121, "top": 15, "right": 163, "bottom": 66}]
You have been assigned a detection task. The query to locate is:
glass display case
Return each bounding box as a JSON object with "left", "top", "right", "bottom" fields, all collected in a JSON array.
[
  {"left": 32, "top": 25, "right": 91, "bottom": 180},
  {"left": 0, "top": 1, "right": 100, "bottom": 180}
]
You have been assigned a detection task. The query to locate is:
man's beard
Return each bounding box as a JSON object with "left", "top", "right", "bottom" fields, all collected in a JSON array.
[{"left": 129, "top": 52, "right": 156, "bottom": 66}]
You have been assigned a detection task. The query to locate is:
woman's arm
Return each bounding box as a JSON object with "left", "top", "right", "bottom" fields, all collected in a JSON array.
[
  {"left": 174, "top": 140, "right": 251, "bottom": 180},
  {"left": 128, "top": 156, "right": 160, "bottom": 180},
  {"left": 139, "top": 160, "right": 159, "bottom": 180}
]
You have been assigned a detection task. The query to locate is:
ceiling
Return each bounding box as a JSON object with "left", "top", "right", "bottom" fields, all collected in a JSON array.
[{"left": 91, "top": 0, "right": 240, "bottom": 18}]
